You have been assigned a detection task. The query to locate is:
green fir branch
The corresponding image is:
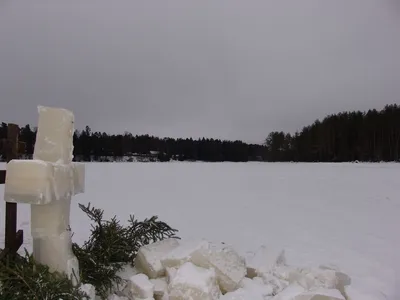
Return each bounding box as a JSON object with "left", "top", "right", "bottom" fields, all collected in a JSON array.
[
  {"left": 0, "top": 250, "right": 87, "bottom": 300},
  {"left": 0, "top": 202, "right": 179, "bottom": 300},
  {"left": 72, "top": 202, "right": 179, "bottom": 299}
]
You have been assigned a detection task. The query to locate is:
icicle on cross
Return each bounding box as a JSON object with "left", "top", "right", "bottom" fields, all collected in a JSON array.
[{"left": 3, "top": 106, "right": 85, "bottom": 285}]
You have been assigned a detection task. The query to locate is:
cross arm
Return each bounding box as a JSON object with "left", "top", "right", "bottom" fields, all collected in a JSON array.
[{"left": 4, "top": 159, "right": 85, "bottom": 205}]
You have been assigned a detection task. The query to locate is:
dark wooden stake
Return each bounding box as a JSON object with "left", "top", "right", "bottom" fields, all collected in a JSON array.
[
  {"left": 1, "top": 123, "right": 24, "bottom": 260},
  {"left": 0, "top": 170, "right": 5, "bottom": 184}
]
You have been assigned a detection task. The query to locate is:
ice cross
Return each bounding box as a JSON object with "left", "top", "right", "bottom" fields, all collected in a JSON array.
[{"left": 3, "top": 106, "right": 85, "bottom": 285}]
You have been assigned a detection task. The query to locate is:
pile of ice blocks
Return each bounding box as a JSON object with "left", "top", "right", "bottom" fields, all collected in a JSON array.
[{"left": 78, "top": 237, "right": 369, "bottom": 300}]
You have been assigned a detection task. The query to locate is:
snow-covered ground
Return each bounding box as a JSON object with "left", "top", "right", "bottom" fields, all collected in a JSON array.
[{"left": 1, "top": 162, "right": 399, "bottom": 299}]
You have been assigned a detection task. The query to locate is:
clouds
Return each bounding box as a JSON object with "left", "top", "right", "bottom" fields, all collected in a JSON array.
[{"left": 0, "top": 0, "right": 399, "bottom": 143}]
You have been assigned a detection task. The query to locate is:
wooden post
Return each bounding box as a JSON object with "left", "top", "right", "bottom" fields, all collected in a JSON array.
[
  {"left": 0, "top": 124, "right": 23, "bottom": 260},
  {"left": 0, "top": 170, "right": 5, "bottom": 184},
  {"left": 5, "top": 124, "right": 18, "bottom": 253}
]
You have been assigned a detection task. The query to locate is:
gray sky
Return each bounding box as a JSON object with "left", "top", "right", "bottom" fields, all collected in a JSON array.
[{"left": 0, "top": 0, "right": 399, "bottom": 143}]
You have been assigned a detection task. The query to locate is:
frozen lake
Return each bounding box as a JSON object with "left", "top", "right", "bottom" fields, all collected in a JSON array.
[{"left": 1, "top": 162, "right": 399, "bottom": 298}]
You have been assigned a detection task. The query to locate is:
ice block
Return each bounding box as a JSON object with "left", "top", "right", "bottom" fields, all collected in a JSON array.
[
  {"left": 4, "top": 159, "right": 84, "bottom": 205},
  {"left": 33, "top": 106, "right": 74, "bottom": 164},
  {"left": 190, "top": 242, "right": 247, "bottom": 293},
  {"left": 168, "top": 262, "right": 221, "bottom": 300},
  {"left": 135, "top": 239, "right": 180, "bottom": 279}
]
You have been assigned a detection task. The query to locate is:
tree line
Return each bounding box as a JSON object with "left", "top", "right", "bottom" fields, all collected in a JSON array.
[
  {"left": 0, "top": 103, "right": 399, "bottom": 162},
  {"left": 265, "top": 104, "right": 400, "bottom": 162},
  {"left": 0, "top": 123, "right": 265, "bottom": 162}
]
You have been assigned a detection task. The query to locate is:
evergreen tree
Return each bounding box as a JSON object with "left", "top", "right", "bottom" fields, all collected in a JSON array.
[{"left": 263, "top": 104, "right": 400, "bottom": 162}]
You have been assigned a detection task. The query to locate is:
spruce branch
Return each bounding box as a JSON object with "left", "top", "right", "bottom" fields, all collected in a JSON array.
[
  {"left": 72, "top": 202, "right": 179, "bottom": 299},
  {"left": 0, "top": 249, "right": 86, "bottom": 300}
]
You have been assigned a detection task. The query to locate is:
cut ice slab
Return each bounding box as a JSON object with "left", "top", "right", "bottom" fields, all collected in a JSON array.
[
  {"left": 344, "top": 285, "right": 388, "bottom": 300},
  {"left": 220, "top": 287, "right": 265, "bottom": 300},
  {"left": 259, "top": 272, "right": 289, "bottom": 295},
  {"left": 123, "top": 273, "right": 154, "bottom": 299},
  {"left": 293, "top": 288, "right": 345, "bottom": 300},
  {"left": 150, "top": 277, "right": 168, "bottom": 299},
  {"left": 318, "top": 265, "right": 351, "bottom": 294},
  {"left": 166, "top": 267, "right": 178, "bottom": 283},
  {"left": 190, "top": 241, "right": 247, "bottom": 293},
  {"left": 293, "top": 267, "right": 351, "bottom": 294},
  {"left": 135, "top": 238, "right": 180, "bottom": 279},
  {"left": 270, "top": 265, "right": 303, "bottom": 283},
  {"left": 238, "top": 277, "right": 274, "bottom": 298},
  {"left": 258, "top": 265, "right": 304, "bottom": 295},
  {"left": 264, "top": 266, "right": 351, "bottom": 298},
  {"left": 271, "top": 285, "right": 345, "bottom": 300},
  {"left": 4, "top": 159, "right": 85, "bottom": 205},
  {"left": 161, "top": 239, "right": 209, "bottom": 269},
  {"left": 168, "top": 262, "right": 221, "bottom": 300},
  {"left": 270, "top": 284, "right": 305, "bottom": 300},
  {"left": 246, "top": 245, "right": 286, "bottom": 278}
]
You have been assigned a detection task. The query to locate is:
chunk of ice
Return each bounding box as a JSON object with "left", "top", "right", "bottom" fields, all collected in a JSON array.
[
  {"left": 220, "top": 287, "right": 264, "bottom": 300},
  {"left": 271, "top": 265, "right": 303, "bottom": 283},
  {"left": 319, "top": 265, "right": 351, "bottom": 294},
  {"left": 246, "top": 245, "right": 286, "bottom": 278},
  {"left": 161, "top": 239, "right": 209, "bottom": 269},
  {"left": 293, "top": 288, "right": 345, "bottom": 300},
  {"left": 123, "top": 273, "right": 154, "bottom": 299},
  {"left": 344, "top": 285, "right": 387, "bottom": 300},
  {"left": 239, "top": 277, "right": 274, "bottom": 298},
  {"left": 166, "top": 267, "right": 178, "bottom": 284},
  {"left": 168, "top": 262, "right": 221, "bottom": 300},
  {"left": 294, "top": 267, "right": 349, "bottom": 292},
  {"left": 151, "top": 277, "right": 168, "bottom": 298},
  {"left": 259, "top": 272, "right": 289, "bottom": 296},
  {"left": 190, "top": 242, "right": 247, "bottom": 293},
  {"left": 135, "top": 239, "right": 180, "bottom": 279},
  {"left": 270, "top": 284, "right": 305, "bottom": 300}
]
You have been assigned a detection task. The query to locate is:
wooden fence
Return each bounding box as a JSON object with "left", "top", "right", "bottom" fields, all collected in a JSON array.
[{"left": 0, "top": 124, "right": 25, "bottom": 260}]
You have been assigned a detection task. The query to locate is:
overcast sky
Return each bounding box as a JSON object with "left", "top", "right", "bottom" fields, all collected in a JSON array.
[{"left": 0, "top": 0, "right": 399, "bottom": 143}]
